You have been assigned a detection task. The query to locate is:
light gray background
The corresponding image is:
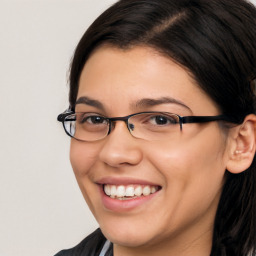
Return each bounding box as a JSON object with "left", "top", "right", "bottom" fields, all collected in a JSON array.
[
  {"left": 0, "top": 0, "right": 255, "bottom": 255},
  {"left": 0, "top": 1, "right": 116, "bottom": 255}
]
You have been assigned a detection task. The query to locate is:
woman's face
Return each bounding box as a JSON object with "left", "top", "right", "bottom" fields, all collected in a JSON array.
[{"left": 70, "top": 46, "right": 231, "bottom": 254}]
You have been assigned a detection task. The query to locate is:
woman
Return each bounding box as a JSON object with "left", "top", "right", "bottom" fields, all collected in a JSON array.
[{"left": 56, "top": 0, "right": 256, "bottom": 255}]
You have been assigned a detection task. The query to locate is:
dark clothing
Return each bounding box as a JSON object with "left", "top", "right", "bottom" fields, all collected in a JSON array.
[{"left": 54, "top": 229, "right": 113, "bottom": 256}]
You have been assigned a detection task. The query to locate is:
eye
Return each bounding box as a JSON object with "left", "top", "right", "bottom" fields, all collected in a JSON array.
[
  {"left": 78, "top": 113, "right": 108, "bottom": 125},
  {"left": 149, "top": 114, "right": 178, "bottom": 125},
  {"left": 86, "top": 116, "right": 106, "bottom": 124}
]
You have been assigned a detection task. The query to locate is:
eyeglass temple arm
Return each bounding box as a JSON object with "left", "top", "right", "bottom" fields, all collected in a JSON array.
[{"left": 181, "top": 115, "right": 234, "bottom": 124}]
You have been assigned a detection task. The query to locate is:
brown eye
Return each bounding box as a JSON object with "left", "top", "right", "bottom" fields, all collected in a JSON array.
[
  {"left": 149, "top": 114, "right": 178, "bottom": 126},
  {"left": 78, "top": 113, "right": 107, "bottom": 125},
  {"left": 84, "top": 115, "right": 106, "bottom": 124}
]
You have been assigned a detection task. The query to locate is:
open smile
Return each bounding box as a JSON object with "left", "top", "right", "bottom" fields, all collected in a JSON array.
[
  {"left": 97, "top": 181, "right": 162, "bottom": 212},
  {"left": 103, "top": 184, "right": 161, "bottom": 200}
]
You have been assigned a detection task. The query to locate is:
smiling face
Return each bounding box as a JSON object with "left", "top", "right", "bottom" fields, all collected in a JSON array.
[{"left": 70, "top": 46, "right": 231, "bottom": 255}]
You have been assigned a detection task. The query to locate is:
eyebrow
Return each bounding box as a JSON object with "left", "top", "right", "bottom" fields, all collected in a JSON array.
[
  {"left": 132, "top": 97, "right": 191, "bottom": 111},
  {"left": 75, "top": 96, "right": 105, "bottom": 111},
  {"left": 75, "top": 96, "right": 191, "bottom": 112}
]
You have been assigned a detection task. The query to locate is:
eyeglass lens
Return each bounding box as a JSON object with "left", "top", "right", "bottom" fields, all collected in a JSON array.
[{"left": 63, "top": 112, "right": 181, "bottom": 141}]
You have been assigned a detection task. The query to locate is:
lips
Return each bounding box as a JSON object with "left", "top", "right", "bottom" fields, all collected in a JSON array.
[{"left": 96, "top": 177, "right": 161, "bottom": 211}]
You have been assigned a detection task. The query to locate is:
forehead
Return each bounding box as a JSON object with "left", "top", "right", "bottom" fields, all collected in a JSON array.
[{"left": 77, "top": 45, "right": 219, "bottom": 115}]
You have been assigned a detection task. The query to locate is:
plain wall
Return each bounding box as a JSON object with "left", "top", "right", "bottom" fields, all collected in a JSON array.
[
  {"left": 0, "top": 0, "right": 255, "bottom": 255},
  {"left": 0, "top": 1, "right": 116, "bottom": 255}
]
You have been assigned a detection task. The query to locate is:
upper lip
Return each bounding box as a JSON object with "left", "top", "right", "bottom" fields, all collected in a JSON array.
[{"left": 96, "top": 176, "right": 161, "bottom": 186}]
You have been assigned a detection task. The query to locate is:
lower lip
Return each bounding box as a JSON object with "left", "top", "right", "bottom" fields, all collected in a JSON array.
[{"left": 99, "top": 185, "right": 160, "bottom": 212}]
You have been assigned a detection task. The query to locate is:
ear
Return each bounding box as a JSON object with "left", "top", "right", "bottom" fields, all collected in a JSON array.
[{"left": 226, "top": 114, "right": 256, "bottom": 174}]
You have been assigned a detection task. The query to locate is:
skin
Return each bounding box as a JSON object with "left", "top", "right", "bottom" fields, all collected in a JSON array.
[{"left": 70, "top": 46, "right": 235, "bottom": 256}]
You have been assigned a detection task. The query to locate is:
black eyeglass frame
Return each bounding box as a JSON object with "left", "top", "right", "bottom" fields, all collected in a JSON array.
[{"left": 57, "top": 109, "right": 235, "bottom": 141}]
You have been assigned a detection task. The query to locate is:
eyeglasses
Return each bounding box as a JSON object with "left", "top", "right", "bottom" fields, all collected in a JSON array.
[{"left": 57, "top": 109, "right": 233, "bottom": 142}]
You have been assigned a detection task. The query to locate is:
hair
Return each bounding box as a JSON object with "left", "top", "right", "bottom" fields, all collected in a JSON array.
[{"left": 68, "top": 0, "right": 256, "bottom": 255}]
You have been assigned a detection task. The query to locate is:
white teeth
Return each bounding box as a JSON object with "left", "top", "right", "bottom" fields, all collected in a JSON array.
[
  {"left": 151, "top": 186, "right": 157, "bottom": 194},
  {"left": 116, "top": 185, "right": 125, "bottom": 198},
  {"left": 103, "top": 184, "right": 159, "bottom": 199},
  {"left": 125, "top": 186, "right": 135, "bottom": 197},
  {"left": 104, "top": 184, "right": 111, "bottom": 196},
  {"left": 142, "top": 186, "right": 151, "bottom": 196},
  {"left": 134, "top": 186, "right": 142, "bottom": 196},
  {"left": 110, "top": 185, "right": 117, "bottom": 196}
]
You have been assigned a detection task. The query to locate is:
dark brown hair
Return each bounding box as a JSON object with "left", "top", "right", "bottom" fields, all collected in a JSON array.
[{"left": 68, "top": 0, "right": 256, "bottom": 254}]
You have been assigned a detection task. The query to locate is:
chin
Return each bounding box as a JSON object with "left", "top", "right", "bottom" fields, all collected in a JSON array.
[
  {"left": 98, "top": 216, "right": 159, "bottom": 248},
  {"left": 103, "top": 228, "right": 152, "bottom": 247}
]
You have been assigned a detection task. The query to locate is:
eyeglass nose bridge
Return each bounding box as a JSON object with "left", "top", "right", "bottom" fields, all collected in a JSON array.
[{"left": 107, "top": 115, "right": 135, "bottom": 136}]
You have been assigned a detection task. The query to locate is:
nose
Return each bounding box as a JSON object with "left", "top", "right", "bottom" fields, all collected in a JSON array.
[{"left": 99, "top": 121, "right": 143, "bottom": 168}]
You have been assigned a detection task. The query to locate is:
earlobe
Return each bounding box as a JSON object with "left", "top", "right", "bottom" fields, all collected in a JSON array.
[{"left": 226, "top": 114, "right": 256, "bottom": 174}]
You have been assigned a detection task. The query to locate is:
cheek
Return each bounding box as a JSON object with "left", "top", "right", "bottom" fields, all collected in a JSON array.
[
  {"left": 152, "top": 138, "right": 223, "bottom": 165},
  {"left": 147, "top": 128, "right": 227, "bottom": 209},
  {"left": 152, "top": 126, "right": 227, "bottom": 177},
  {"left": 70, "top": 140, "right": 100, "bottom": 177},
  {"left": 70, "top": 140, "right": 102, "bottom": 217},
  {"left": 146, "top": 133, "right": 227, "bottom": 236}
]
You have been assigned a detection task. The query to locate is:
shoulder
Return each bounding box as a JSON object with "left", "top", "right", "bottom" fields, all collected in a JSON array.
[{"left": 54, "top": 228, "right": 108, "bottom": 256}]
